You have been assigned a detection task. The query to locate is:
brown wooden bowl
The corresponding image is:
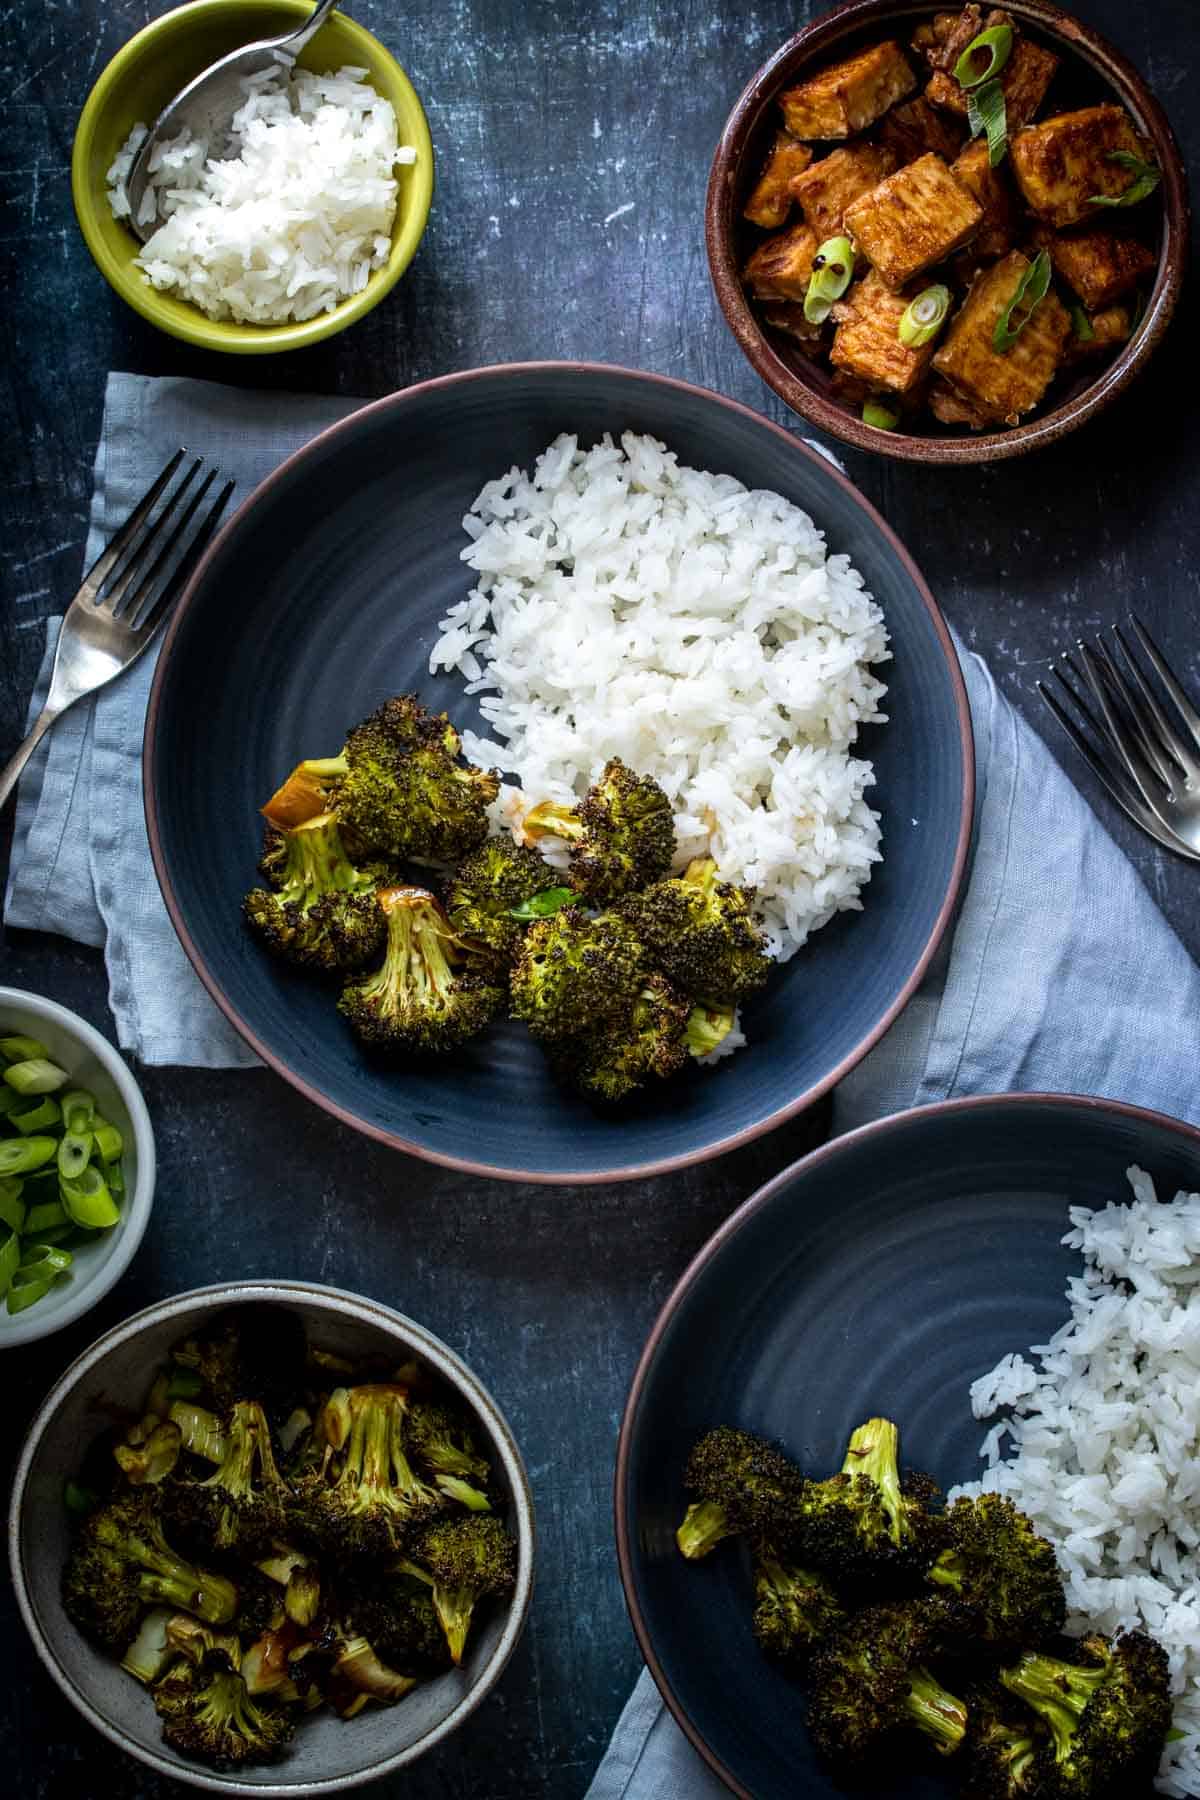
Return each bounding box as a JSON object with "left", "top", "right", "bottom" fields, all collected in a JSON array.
[{"left": 706, "top": 0, "right": 1189, "bottom": 464}]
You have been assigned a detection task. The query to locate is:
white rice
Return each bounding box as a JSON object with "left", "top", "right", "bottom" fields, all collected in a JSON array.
[
  {"left": 952, "top": 1167, "right": 1200, "bottom": 1797},
  {"left": 429, "top": 431, "right": 890, "bottom": 963},
  {"left": 106, "top": 64, "right": 414, "bottom": 324}
]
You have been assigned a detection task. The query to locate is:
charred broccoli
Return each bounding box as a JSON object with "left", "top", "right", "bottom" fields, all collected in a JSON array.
[
  {"left": 808, "top": 1599, "right": 969, "bottom": 1768},
  {"left": 929, "top": 1495, "right": 1066, "bottom": 1649},
  {"left": 675, "top": 1427, "right": 807, "bottom": 1560},
  {"left": 509, "top": 907, "right": 646, "bottom": 1043},
  {"left": 999, "top": 1632, "right": 1173, "bottom": 1797},
  {"left": 339, "top": 887, "right": 503, "bottom": 1055},
  {"left": 62, "top": 1493, "right": 238, "bottom": 1653},
  {"left": 444, "top": 839, "right": 567, "bottom": 970},
  {"left": 292, "top": 1385, "right": 442, "bottom": 1557},
  {"left": 401, "top": 1514, "right": 518, "bottom": 1665},
  {"left": 560, "top": 971, "right": 691, "bottom": 1101},
  {"left": 343, "top": 1570, "right": 454, "bottom": 1677},
  {"left": 405, "top": 1399, "right": 492, "bottom": 1511},
  {"left": 243, "top": 813, "right": 389, "bottom": 973},
  {"left": 961, "top": 1683, "right": 1048, "bottom": 1800},
  {"left": 338, "top": 696, "right": 499, "bottom": 864},
  {"left": 171, "top": 1307, "right": 306, "bottom": 1422},
  {"left": 751, "top": 1544, "right": 845, "bottom": 1664},
  {"left": 164, "top": 1400, "right": 288, "bottom": 1555},
  {"left": 616, "top": 856, "right": 771, "bottom": 1004},
  {"left": 522, "top": 758, "right": 674, "bottom": 902},
  {"left": 153, "top": 1649, "right": 295, "bottom": 1767},
  {"left": 785, "top": 1417, "right": 945, "bottom": 1580}
]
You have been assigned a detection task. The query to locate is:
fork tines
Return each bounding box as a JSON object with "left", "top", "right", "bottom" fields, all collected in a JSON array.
[{"left": 81, "top": 450, "right": 235, "bottom": 632}]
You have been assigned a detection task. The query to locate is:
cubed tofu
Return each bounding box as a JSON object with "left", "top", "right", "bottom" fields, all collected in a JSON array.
[
  {"left": 925, "top": 37, "right": 1059, "bottom": 128},
  {"left": 779, "top": 41, "right": 917, "bottom": 140},
  {"left": 743, "top": 132, "right": 815, "bottom": 229},
  {"left": 1010, "top": 104, "right": 1154, "bottom": 229},
  {"left": 928, "top": 377, "right": 991, "bottom": 428},
  {"left": 1062, "top": 302, "right": 1133, "bottom": 364},
  {"left": 951, "top": 139, "right": 1018, "bottom": 258},
  {"left": 842, "top": 153, "right": 983, "bottom": 290},
  {"left": 788, "top": 143, "right": 897, "bottom": 240},
  {"left": 932, "top": 249, "right": 1072, "bottom": 422},
  {"left": 1030, "top": 223, "right": 1156, "bottom": 310},
  {"left": 912, "top": 7, "right": 989, "bottom": 71},
  {"left": 878, "top": 97, "right": 967, "bottom": 166},
  {"left": 829, "top": 268, "right": 939, "bottom": 395},
  {"left": 760, "top": 301, "right": 827, "bottom": 352},
  {"left": 742, "top": 222, "right": 819, "bottom": 301}
]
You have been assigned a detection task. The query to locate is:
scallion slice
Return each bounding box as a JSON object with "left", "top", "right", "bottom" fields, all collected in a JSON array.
[
  {"left": 862, "top": 400, "right": 900, "bottom": 431},
  {"left": 92, "top": 1118, "right": 124, "bottom": 1163},
  {"left": 1088, "top": 149, "right": 1160, "bottom": 208},
  {"left": 1069, "top": 302, "right": 1095, "bottom": 342},
  {"left": 0, "top": 1036, "right": 51, "bottom": 1065},
  {"left": 898, "top": 284, "right": 952, "bottom": 348},
  {"left": 967, "top": 78, "right": 1009, "bottom": 167},
  {"left": 508, "top": 887, "right": 580, "bottom": 922},
  {"left": 0, "top": 1183, "right": 25, "bottom": 1236},
  {"left": 953, "top": 22, "right": 1013, "bottom": 89},
  {"left": 57, "top": 1132, "right": 93, "bottom": 1182},
  {"left": 60, "top": 1089, "right": 97, "bottom": 1135},
  {"left": 804, "top": 235, "right": 856, "bottom": 324},
  {"left": 25, "top": 1199, "right": 68, "bottom": 1235},
  {"left": 60, "top": 1165, "right": 120, "bottom": 1229},
  {"left": 3, "top": 1057, "right": 70, "bottom": 1096},
  {"left": 993, "top": 249, "right": 1053, "bottom": 352},
  {"left": 11, "top": 1096, "right": 61, "bottom": 1135},
  {"left": 0, "top": 1135, "right": 59, "bottom": 1177},
  {"left": 7, "top": 1244, "right": 73, "bottom": 1314},
  {"left": 0, "top": 1229, "right": 20, "bottom": 1297}
]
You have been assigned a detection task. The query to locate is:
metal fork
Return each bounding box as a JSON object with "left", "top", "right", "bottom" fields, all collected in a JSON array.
[
  {"left": 1037, "top": 616, "right": 1200, "bottom": 862},
  {"left": 0, "top": 451, "right": 233, "bottom": 810}
]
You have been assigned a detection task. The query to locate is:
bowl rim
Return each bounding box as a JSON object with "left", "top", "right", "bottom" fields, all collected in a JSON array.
[
  {"left": 8, "top": 1278, "right": 536, "bottom": 1795},
  {"left": 0, "top": 986, "right": 156, "bottom": 1348},
  {"left": 141, "top": 357, "right": 976, "bottom": 1184},
  {"left": 705, "top": 0, "right": 1191, "bottom": 464},
  {"left": 70, "top": 0, "right": 435, "bottom": 356},
  {"left": 613, "top": 1087, "right": 1200, "bottom": 1798}
]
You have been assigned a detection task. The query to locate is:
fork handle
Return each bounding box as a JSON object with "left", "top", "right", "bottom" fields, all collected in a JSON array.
[{"left": 0, "top": 703, "right": 63, "bottom": 812}]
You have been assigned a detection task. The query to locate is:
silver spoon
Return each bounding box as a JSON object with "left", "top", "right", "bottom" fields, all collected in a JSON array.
[{"left": 123, "top": 0, "right": 341, "bottom": 242}]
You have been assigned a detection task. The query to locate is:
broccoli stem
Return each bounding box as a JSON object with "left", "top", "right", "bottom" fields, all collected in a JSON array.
[
  {"left": 522, "top": 799, "right": 584, "bottom": 843},
  {"left": 429, "top": 1583, "right": 475, "bottom": 1665},
  {"left": 928, "top": 1548, "right": 965, "bottom": 1591},
  {"left": 905, "top": 1667, "right": 968, "bottom": 1755},
  {"left": 138, "top": 1565, "right": 238, "bottom": 1624},
  {"left": 675, "top": 1499, "right": 731, "bottom": 1560},
  {"left": 842, "top": 1417, "right": 904, "bottom": 1544},
  {"left": 1000, "top": 1652, "right": 1104, "bottom": 1758}
]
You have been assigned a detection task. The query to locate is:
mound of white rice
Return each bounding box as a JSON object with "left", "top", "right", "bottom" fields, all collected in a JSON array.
[
  {"left": 952, "top": 1167, "right": 1200, "bottom": 1797},
  {"left": 430, "top": 431, "right": 890, "bottom": 963},
  {"left": 106, "top": 65, "right": 415, "bottom": 324}
]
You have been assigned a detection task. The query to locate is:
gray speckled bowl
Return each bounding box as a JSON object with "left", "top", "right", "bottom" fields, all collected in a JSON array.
[{"left": 9, "top": 1282, "right": 535, "bottom": 1794}]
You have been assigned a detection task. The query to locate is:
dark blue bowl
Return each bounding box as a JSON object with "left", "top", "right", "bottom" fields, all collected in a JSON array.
[
  {"left": 616, "top": 1092, "right": 1200, "bottom": 1797},
  {"left": 145, "top": 363, "right": 972, "bottom": 1181}
]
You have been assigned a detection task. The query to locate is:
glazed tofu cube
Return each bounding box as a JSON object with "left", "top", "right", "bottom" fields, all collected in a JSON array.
[
  {"left": 951, "top": 139, "right": 1018, "bottom": 258},
  {"left": 788, "top": 143, "right": 897, "bottom": 240},
  {"left": 932, "top": 250, "right": 1071, "bottom": 422},
  {"left": 929, "top": 377, "right": 991, "bottom": 428},
  {"left": 843, "top": 153, "right": 983, "bottom": 290},
  {"left": 830, "top": 269, "right": 939, "bottom": 395},
  {"left": 1010, "top": 104, "right": 1154, "bottom": 229},
  {"left": 779, "top": 42, "right": 916, "bottom": 139},
  {"left": 1031, "top": 223, "right": 1156, "bottom": 310},
  {"left": 926, "top": 38, "right": 1059, "bottom": 127},
  {"left": 878, "top": 97, "right": 967, "bottom": 166},
  {"left": 1062, "top": 302, "right": 1133, "bottom": 364},
  {"left": 743, "top": 222, "right": 819, "bottom": 301},
  {"left": 743, "top": 132, "right": 815, "bottom": 229},
  {"left": 912, "top": 7, "right": 988, "bottom": 71},
  {"left": 760, "top": 301, "right": 827, "bottom": 352}
]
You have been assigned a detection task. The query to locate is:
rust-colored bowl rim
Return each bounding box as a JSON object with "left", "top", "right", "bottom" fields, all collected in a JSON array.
[
  {"left": 142, "top": 359, "right": 975, "bottom": 1184},
  {"left": 706, "top": 0, "right": 1191, "bottom": 465},
  {"left": 613, "top": 1088, "right": 1200, "bottom": 1796}
]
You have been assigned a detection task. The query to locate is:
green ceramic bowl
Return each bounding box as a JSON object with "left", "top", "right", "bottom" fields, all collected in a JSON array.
[{"left": 71, "top": 0, "right": 434, "bottom": 354}]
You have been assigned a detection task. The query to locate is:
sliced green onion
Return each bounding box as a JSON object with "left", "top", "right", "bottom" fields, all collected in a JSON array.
[
  {"left": 0, "top": 1135, "right": 59, "bottom": 1176},
  {"left": 57, "top": 1131, "right": 93, "bottom": 1182},
  {"left": 63, "top": 1478, "right": 100, "bottom": 1518},
  {"left": 0, "top": 1086, "right": 21, "bottom": 1117},
  {"left": 29, "top": 1223, "right": 76, "bottom": 1246},
  {"left": 803, "top": 235, "right": 855, "bottom": 323},
  {"left": 92, "top": 1118, "right": 124, "bottom": 1163},
  {"left": 1069, "top": 302, "right": 1095, "bottom": 342},
  {"left": 0, "top": 1229, "right": 20, "bottom": 1297},
  {"left": 967, "top": 78, "right": 1008, "bottom": 167},
  {"left": 166, "top": 1365, "right": 205, "bottom": 1401},
  {"left": 862, "top": 401, "right": 900, "bottom": 431},
  {"left": 60, "top": 1089, "right": 97, "bottom": 1135},
  {"left": 898, "top": 284, "right": 952, "bottom": 348},
  {"left": 1088, "top": 149, "right": 1160, "bottom": 208},
  {"left": 0, "top": 1036, "right": 51, "bottom": 1065},
  {"left": 954, "top": 23, "right": 1013, "bottom": 88},
  {"left": 12, "top": 1096, "right": 62, "bottom": 1134},
  {"left": 7, "top": 1245, "right": 73, "bottom": 1313},
  {"left": 3, "top": 1057, "right": 70, "bottom": 1096},
  {"left": 0, "top": 1183, "right": 25, "bottom": 1236},
  {"left": 103, "top": 1157, "right": 125, "bottom": 1198},
  {"left": 25, "top": 1198, "right": 68, "bottom": 1234},
  {"left": 508, "top": 887, "right": 580, "bottom": 922},
  {"left": 993, "top": 249, "right": 1053, "bottom": 352},
  {"left": 60, "top": 1166, "right": 119, "bottom": 1229}
]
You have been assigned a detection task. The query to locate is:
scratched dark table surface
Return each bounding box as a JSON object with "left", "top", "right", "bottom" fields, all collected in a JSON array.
[{"left": 1, "top": 1, "right": 1197, "bottom": 1794}]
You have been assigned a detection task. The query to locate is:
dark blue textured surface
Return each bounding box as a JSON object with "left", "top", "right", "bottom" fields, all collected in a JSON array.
[
  {"left": 620, "top": 1094, "right": 1200, "bottom": 1799},
  {"left": 147, "top": 365, "right": 970, "bottom": 1179}
]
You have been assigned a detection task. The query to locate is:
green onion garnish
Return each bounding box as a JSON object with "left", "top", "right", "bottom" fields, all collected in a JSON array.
[
  {"left": 803, "top": 235, "right": 856, "bottom": 324},
  {"left": 993, "top": 250, "right": 1052, "bottom": 353},
  {"left": 25, "top": 1199, "right": 68, "bottom": 1235},
  {"left": 967, "top": 78, "right": 1009, "bottom": 167},
  {"left": 11, "top": 1096, "right": 62, "bottom": 1135},
  {"left": 1069, "top": 302, "right": 1095, "bottom": 342},
  {"left": 953, "top": 23, "right": 1013, "bottom": 89},
  {"left": 63, "top": 1478, "right": 100, "bottom": 1518},
  {"left": 0, "top": 1229, "right": 20, "bottom": 1298},
  {"left": 862, "top": 401, "right": 900, "bottom": 431},
  {"left": 508, "top": 887, "right": 580, "bottom": 922},
  {"left": 0, "top": 1183, "right": 25, "bottom": 1236},
  {"left": 1088, "top": 149, "right": 1160, "bottom": 208},
  {"left": 60, "top": 1090, "right": 96, "bottom": 1135},
  {"left": 0, "top": 1135, "right": 59, "bottom": 1177},
  {"left": 0, "top": 1036, "right": 51, "bottom": 1065},
  {"left": 898, "top": 284, "right": 952, "bottom": 348},
  {"left": 57, "top": 1131, "right": 93, "bottom": 1182},
  {"left": 60, "top": 1165, "right": 119, "bottom": 1229},
  {"left": 3, "top": 1057, "right": 70, "bottom": 1096},
  {"left": 7, "top": 1244, "right": 73, "bottom": 1313},
  {"left": 166, "top": 1365, "right": 205, "bottom": 1401},
  {"left": 92, "top": 1118, "right": 124, "bottom": 1163}
]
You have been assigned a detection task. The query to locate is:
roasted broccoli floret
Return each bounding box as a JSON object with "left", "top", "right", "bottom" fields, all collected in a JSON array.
[
  {"left": 808, "top": 1600, "right": 969, "bottom": 1768},
  {"left": 171, "top": 1307, "right": 307, "bottom": 1422},
  {"left": 999, "top": 1632, "right": 1173, "bottom": 1797},
  {"left": 444, "top": 839, "right": 566, "bottom": 970},
  {"left": 292, "top": 1384, "right": 443, "bottom": 1557},
  {"left": 561, "top": 971, "right": 691, "bottom": 1101},
  {"left": 930, "top": 1495, "right": 1066, "bottom": 1649},
  {"left": 163, "top": 1400, "right": 288, "bottom": 1555},
  {"left": 751, "top": 1544, "right": 845, "bottom": 1664},
  {"left": 522, "top": 758, "right": 675, "bottom": 902},
  {"left": 153, "top": 1649, "right": 295, "bottom": 1768},
  {"left": 339, "top": 886, "right": 503, "bottom": 1055},
  {"left": 961, "top": 1683, "right": 1048, "bottom": 1800},
  {"left": 62, "top": 1493, "right": 238, "bottom": 1653},
  {"left": 509, "top": 907, "right": 646, "bottom": 1043},
  {"left": 405, "top": 1399, "right": 492, "bottom": 1510},
  {"left": 343, "top": 1570, "right": 454, "bottom": 1677},
  {"left": 786, "top": 1417, "right": 946, "bottom": 1580},
  {"left": 676, "top": 1427, "right": 807, "bottom": 1559},
  {"left": 616, "top": 857, "right": 771, "bottom": 1003},
  {"left": 336, "top": 696, "right": 499, "bottom": 864},
  {"left": 401, "top": 1514, "right": 518, "bottom": 1665},
  {"left": 243, "top": 813, "right": 389, "bottom": 973}
]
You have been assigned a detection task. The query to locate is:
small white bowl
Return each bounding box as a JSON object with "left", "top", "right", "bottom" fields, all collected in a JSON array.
[{"left": 0, "top": 988, "right": 155, "bottom": 1347}]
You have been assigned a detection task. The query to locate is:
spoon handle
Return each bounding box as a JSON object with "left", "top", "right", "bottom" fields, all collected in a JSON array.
[{"left": 285, "top": 0, "right": 342, "bottom": 53}]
